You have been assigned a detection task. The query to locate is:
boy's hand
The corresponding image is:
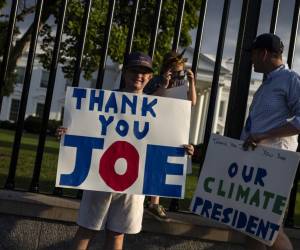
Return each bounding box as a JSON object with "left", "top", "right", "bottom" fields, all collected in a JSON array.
[{"left": 56, "top": 127, "right": 67, "bottom": 139}]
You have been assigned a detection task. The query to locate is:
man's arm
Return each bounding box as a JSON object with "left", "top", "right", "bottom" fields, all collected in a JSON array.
[{"left": 243, "top": 123, "right": 300, "bottom": 150}]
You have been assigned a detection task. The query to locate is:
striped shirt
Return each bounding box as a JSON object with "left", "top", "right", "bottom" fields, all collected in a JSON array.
[{"left": 241, "top": 64, "right": 300, "bottom": 151}]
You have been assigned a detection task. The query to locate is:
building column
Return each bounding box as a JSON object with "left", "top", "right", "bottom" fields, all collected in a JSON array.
[
  {"left": 197, "top": 89, "right": 210, "bottom": 144},
  {"left": 212, "top": 84, "right": 223, "bottom": 133},
  {"left": 189, "top": 92, "right": 204, "bottom": 144}
]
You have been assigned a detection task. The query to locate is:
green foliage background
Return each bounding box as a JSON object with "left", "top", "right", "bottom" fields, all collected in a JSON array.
[{"left": 1, "top": 0, "right": 202, "bottom": 95}]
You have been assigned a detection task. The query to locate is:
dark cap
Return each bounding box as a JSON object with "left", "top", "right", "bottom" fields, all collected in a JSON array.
[
  {"left": 248, "top": 33, "right": 284, "bottom": 53},
  {"left": 125, "top": 52, "right": 153, "bottom": 72}
]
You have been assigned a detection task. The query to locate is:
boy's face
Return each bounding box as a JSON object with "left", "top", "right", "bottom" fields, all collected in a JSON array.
[{"left": 124, "top": 66, "right": 153, "bottom": 92}]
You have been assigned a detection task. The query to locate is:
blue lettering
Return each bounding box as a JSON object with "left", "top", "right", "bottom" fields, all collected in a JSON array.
[
  {"left": 228, "top": 162, "right": 238, "bottom": 178},
  {"left": 59, "top": 135, "right": 104, "bottom": 186},
  {"left": 89, "top": 89, "right": 104, "bottom": 111},
  {"left": 116, "top": 119, "right": 129, "bottom": 137},
  {"left": 133, "top": 121, "right": 149, "bottom": 140},
  {"left": 246, "top": 215, "right": 259, "bottom": 235},
  {"left": 143, "top": 144, "right": 184, "bottom": 197},
  {"left": 268, "top": 223, "right": 280, "bottom": 241},
  {"left": 121, "top": 94, "right": 137, "bottom": 115},
  {"left": 242, "top": 165, "right": 254, "bottom": 183},
  {"left": 221, "top": 208, "right": 233, "bottom": 224},
  {"left": 231, "top": 210, "right": 239, "bottom": 227},
  {"left": 254, "top": 168, "right": 267, "bottom": 187},
  {"left": 72, "top": 88, "right": 86, "bottom": 110},
  {"left": 236, "top": 211, "right": 247, "bottom": 229},
  {"left": 211, "top": 202, "right": 222, "bottom": 221},
  {"left": 201, "top": 200, "right": 212, "bottom": 217},
  {"left": 256, "top": 220, "right": 270, "bottom": 240},
  {"left": 141, "top": 97, "right": 157, "bottom": 117},
  {"left": 105, "top": 92, "right": 118, "bottom": 113},
  {"left": 99, "top": 115, "right": 114, "bottom": 135},
  {"left": 192, "top": 197, "right": 203, "bottom": 213}
]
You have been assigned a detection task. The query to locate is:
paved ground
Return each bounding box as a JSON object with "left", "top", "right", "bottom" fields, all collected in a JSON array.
[
  {"left": 0, "top": 214, "right": 245, "bottom": 250},
  {"left": 0, "top": 190, "right": 299, "bottom": 250}
]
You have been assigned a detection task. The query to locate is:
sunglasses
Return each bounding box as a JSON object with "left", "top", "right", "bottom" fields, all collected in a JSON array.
[{"left": 171, "top": 70, "right": 186, "bottom": 80}]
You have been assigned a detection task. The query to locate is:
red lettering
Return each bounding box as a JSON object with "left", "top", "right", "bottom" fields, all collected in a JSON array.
[{"left": 99, "top": 141, "right": 139, "bottom": 191}]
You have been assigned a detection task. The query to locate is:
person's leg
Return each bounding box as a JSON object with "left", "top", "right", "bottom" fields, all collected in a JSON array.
[
  {"left": 245, "top": 228, "right": 293, "bottom": 250},
  {"left": 245, "top": 236, "right": 267, "bottom": 250},
  {"left": 168, "top": 198, "right": 179, "bottom": 212},
  {"left": 147, "top": 196, "right": 167, "bottom": 219},
  {"left": 267, "top": 228, "right": 293, "bottom": 250},
  {"left": 72, "top": 226, "right": 97, "bottom": 250},
  {"left": 150, "top": 196, "right": 159, "bottom": 205},
  {"left": 104, "top": 229, "right": 124, "bottom": 250}
]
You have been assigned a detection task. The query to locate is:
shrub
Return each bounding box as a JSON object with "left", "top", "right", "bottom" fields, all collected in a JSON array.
[
  {"left": 0, "top": 120, "right": 16, "bottom": 130},
  {"left": 47, "top": 119, "right": 62, "bottom": 136},
  {"left": 24, "top": 116, "right": 41, "bottom": 134},
  {"left": 24, "top": 116, "right": 61, "bottom": 136}
]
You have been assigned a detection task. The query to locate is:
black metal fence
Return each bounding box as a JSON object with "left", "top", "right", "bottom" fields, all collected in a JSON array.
[{"left": 0, "top": 0, "right": 299, "bottom": 228}]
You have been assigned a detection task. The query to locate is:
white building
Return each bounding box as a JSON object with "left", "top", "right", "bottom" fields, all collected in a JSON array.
[{"left": 0, "top": 47, "right": 261, "bottom": 145}]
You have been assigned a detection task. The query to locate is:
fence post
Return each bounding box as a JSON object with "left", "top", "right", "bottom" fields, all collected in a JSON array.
[
  {"left": 5, "top": 0, "right": 45, "bottom": 190},
  {"left": 224, "top": 0, "right": 261, "bottom": 138},
  {"left": 0, "top": 0, "right": 19, "bottom": 114}
]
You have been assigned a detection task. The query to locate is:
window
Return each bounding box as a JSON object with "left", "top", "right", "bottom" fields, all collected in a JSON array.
[
  {"left": 15, "top": 66, "right": 25, "bottom": 84},
  {"left": 65, "top": 79, "right": 72, "bottom": 91},
  {"left": 91, "top": 79, "right": 97, "bottom": 88},
  {"left": 60, "top": 106, "right": 64, "bottom": 122},
  {"left": 9, "top": 99, "right": 20, "bottom": 121},
  {"left": 36, "top": 103, "right": 44, "bottom": 117},
  {"left": 40, "top": 70, "right": 50, "bottom": 88},
  {"left": 218, "top": 101, "right": 225, "bottom": 118}
]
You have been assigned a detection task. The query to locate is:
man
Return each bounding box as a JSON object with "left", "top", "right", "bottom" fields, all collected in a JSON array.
[
  {"left": 72, "top": 52, "right": 153, "bottom": 250},
  {"left": 242, "top": 33, "right": 300, "bottom": 250}
]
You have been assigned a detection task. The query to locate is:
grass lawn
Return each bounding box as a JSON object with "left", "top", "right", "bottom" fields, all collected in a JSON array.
[
  {"left": 0, "top": 128, "right": 300, "bottom": 226},
  {"left": 0, "top": 128, "right": 200, "bottom": 204},
  {"left": 0, "top": 129, "right": 77, "bottom": 196}
]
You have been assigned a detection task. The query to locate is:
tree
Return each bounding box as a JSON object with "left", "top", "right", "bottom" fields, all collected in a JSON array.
[{"left": 1, "top": 0, "right": 202, "bottom": 96}]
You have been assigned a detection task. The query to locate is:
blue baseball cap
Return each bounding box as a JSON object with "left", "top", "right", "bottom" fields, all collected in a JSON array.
[
  {"left": 247, "top": 33, "right": 284, "bottom": 53},
  {"left": 125, "top": 52, "right": 153, "bottom": 72}
]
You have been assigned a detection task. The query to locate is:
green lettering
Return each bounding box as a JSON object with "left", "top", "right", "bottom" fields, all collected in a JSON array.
[
  {"left": 272, "top": 195, "right": 287, "bottom": 215},
  {"left": 235, "top": 185, "right": 250, "bottom": 203},
  {"left": 227, "top": 182, "right": 235, "bottom": 199},
  {"left": 249, "top": 189, "right": 260, "bottom": 207},
  {"left": 217, "top": 180, "right": 226, "bottom": 197},
  {"left": 204, "top": 177, "right": 215, "bottom": 193},
  {"left": 262, "top": 191, "right": 275, "bottom": 209}
]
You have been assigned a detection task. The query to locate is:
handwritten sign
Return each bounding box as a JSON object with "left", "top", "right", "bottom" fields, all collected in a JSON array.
[
  {"left": 56, "top": 87, "right": 191, "bottom": 198},
  {"left": 191, "top": 134, "right": 300, "bottom": 246}
]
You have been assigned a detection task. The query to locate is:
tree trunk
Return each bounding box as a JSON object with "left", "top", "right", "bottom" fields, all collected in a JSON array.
[{"left": 4, "top": 0, "right": 58, "bottom": 95}]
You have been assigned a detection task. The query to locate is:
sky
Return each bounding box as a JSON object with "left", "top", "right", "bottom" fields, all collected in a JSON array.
[
  {"left": 3, "top": 0, "right": 300, "bottom": 77},
  {"left": 196, "top": 0, "right": 300, "bottom": 78}
]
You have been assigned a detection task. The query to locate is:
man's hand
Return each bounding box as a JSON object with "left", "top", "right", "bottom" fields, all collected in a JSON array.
[
  {"left": 243, "top": 133, "right": 267, "bottom": 151},
  {"left": 183, "top": 144, "right": 194, "bottom": 156}
]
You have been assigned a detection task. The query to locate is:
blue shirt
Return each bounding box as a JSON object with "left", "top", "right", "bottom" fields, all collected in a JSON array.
[{"left": 241, "top": 64, "right": 300, "bottom": 151}]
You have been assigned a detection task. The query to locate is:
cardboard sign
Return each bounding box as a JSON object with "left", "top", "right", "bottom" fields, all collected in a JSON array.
[
  {"left": 191, "top": 134, "right": 300, "bottom": 245},
  {"left": 56, "top": 87, "right": 191, "bottom": 198}
]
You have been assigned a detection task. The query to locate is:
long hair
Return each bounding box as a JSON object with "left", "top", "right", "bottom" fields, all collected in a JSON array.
[{"left": 160, "top": 50, "right": 188, "bottom": 74}]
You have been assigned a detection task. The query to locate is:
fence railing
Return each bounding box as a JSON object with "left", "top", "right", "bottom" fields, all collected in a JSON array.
[{"left": 0, "top": 0, "right": 299, "bottom": 228}]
